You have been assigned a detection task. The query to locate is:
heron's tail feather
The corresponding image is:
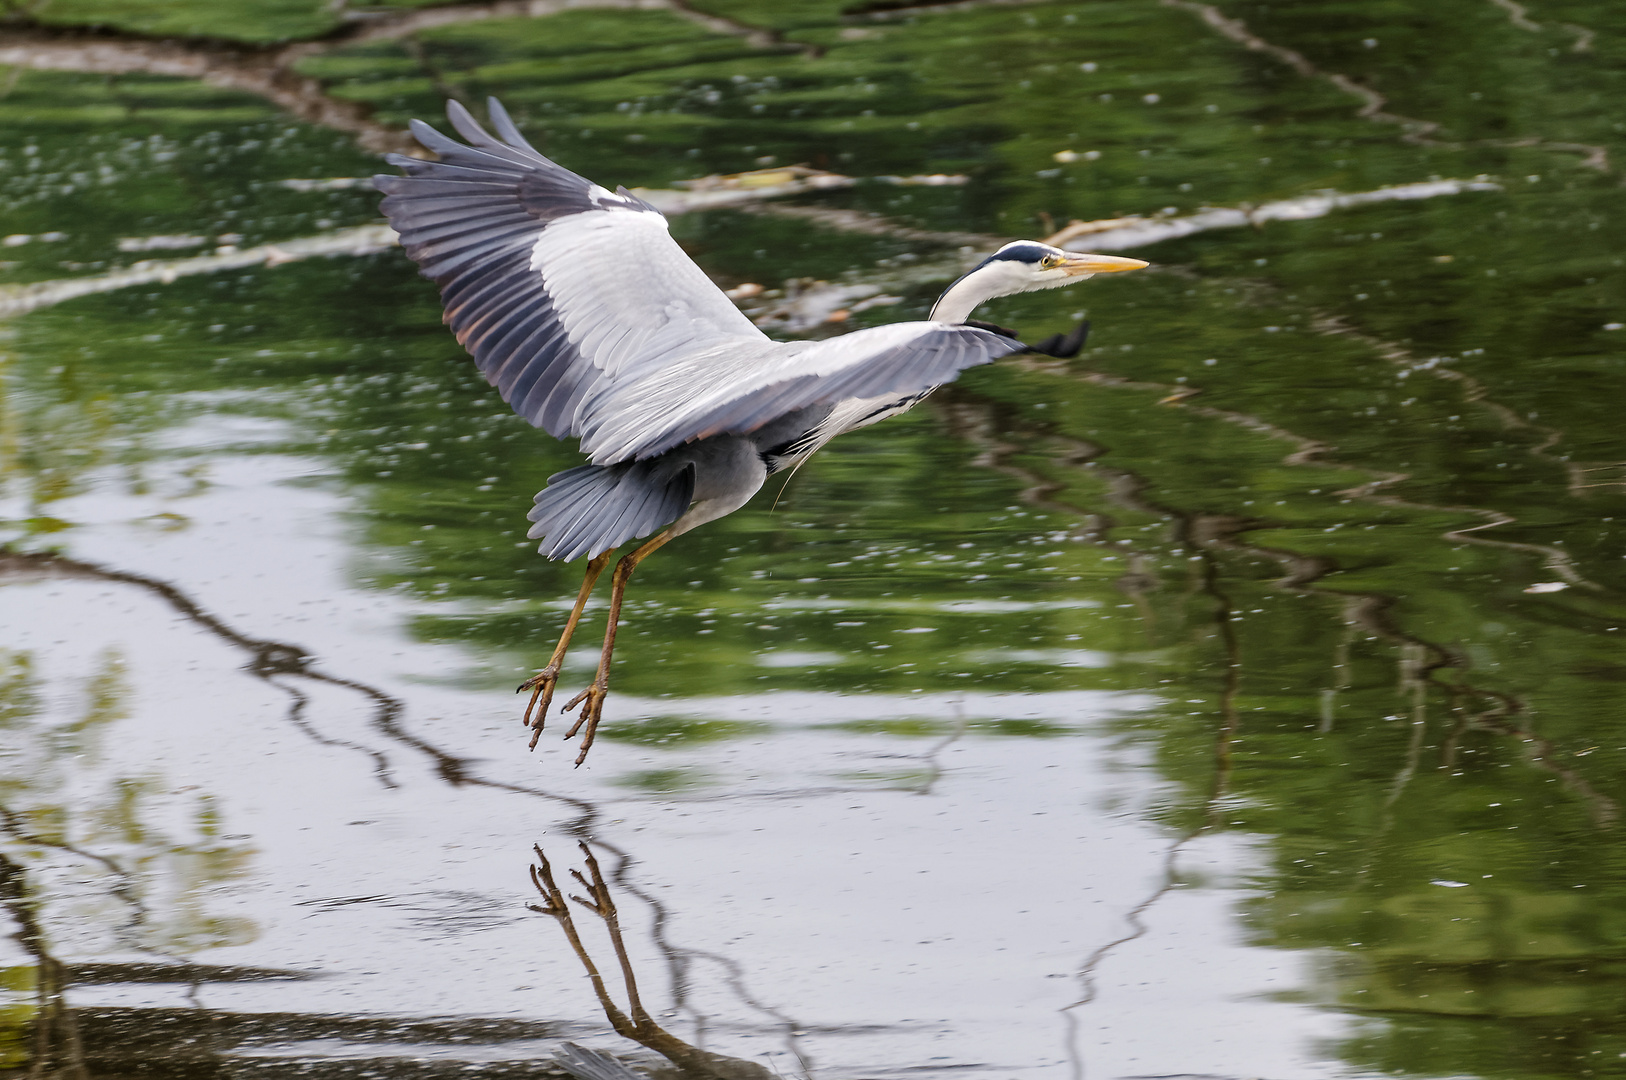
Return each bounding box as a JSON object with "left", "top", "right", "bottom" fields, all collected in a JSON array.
[{"left": 527, "top": 460, "right": 695, "bottom": 562}]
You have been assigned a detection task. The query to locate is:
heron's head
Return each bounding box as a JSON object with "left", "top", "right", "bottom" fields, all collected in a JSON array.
[{"left": 930, "top": 241, "right": 1148, "bottom": 322}]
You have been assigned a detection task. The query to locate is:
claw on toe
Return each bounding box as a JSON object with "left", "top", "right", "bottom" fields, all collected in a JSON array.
[
  {"left": 519, "top": 665, "right": 562, "bottom": 750},
  {"left": 560, "top": 684, "right": 609, "bottom": 767}
]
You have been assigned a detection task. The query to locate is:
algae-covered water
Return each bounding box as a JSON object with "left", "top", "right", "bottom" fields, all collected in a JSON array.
[{"left": 2, "top": 1, "right": 1626, "bottom": 1078}]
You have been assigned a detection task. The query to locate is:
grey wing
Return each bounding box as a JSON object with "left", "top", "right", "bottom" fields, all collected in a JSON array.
[
  {"left": 374, "top": 97, "right": 766, "bottom": 441},
  {"left": 579, "top": 321, "right": 1031, "bottom": 463}
]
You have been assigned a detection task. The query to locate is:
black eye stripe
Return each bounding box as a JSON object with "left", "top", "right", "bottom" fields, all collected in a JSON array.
[{"left": 988, "top": 241, "right": 1054, "bottom": 264}]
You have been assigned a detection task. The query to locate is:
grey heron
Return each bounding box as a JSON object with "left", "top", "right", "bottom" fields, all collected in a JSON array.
[{"left": 376, "top": 99, "right": 1146, "bottom": 764}]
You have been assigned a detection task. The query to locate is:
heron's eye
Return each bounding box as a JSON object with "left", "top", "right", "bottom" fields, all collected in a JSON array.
[{"left": 1039, "top": 254, "right": 1064, "bottom": 270}]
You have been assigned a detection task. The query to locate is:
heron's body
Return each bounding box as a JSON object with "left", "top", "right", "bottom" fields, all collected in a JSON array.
[{"left": 377, "top": 99, "right": 1145, "bottom": 763}]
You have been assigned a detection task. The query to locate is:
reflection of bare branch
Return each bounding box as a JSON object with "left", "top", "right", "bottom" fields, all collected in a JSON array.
[
  {"left": 957, "top": 341, "right": 1617, "bottom": 839},
  {"left": 1061, "top": 553, "right": 1240, "bottom": 1080},
  {"left": 296, "top": 0, "right": 780, "bottom": 51},
  {"left": 0, "top": 0, "right": 794, "bottom": 156},
  {"left": 1307, "top": 312, "right": 1607, "bottom": 591},
  {"left": 0, "top": 547, "right": 806, "bottom": 1056},
  {"left": 849, "top": 0, "right": 1053, "bottom": 20},
  {"left": 1312, "top": 315, "right": 1626, "bottom": 502},
  {"left": 1487, "top": 0, "right": 1541, "bottom": 33},
  {"left": 1162, "top": 0, "right": 1609, "bottom": 171},
  {"left": 529, "top": 844, "right": 779, "bottom": 1080},
  {"left": 1461, "top": 692, "right": 1618, "bottom": 828},
  {"left": 1484, "top": 0, "right": 1596, "bottom": 52},
  {"left": 0, "top": 24, "right": 417, "bottom": 155},
  {"left": 945, "top": 330, "right": 1620, "bottom": 850},
  {"left": 1562, "top": 22, "right": 1596, "bottom": 52},
  {"left": 944, "top": 379, "right": 1610, "bottom": 1075},
  {"left": 0, "top": 547, "right": 604, "bottom": 824},
  {"left": 0, "top": 852, "right": 90, "bottom": 1080},
  {"left": 0, "top": 547, "right": 402, "bottom": 788},
  {"left": 310, "top": 0, "right": 790, "bottom": 53}
]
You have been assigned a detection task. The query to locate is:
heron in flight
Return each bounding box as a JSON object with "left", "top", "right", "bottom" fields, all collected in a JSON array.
[{"left": 377, "top": 99, "right": 1146, "bottom": 764}]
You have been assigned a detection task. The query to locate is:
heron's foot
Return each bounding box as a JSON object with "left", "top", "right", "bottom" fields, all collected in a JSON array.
[
  {"left": 518, "top": 665, "right": 563, "bottom": 749},
  {"left": 561, "top": 682, "right": 609, "bottom": 767}
]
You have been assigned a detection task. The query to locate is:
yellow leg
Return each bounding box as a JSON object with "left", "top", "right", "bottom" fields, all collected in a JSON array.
[
  {"left": 519, "top": 549, "right": 613, "bottom": 749},
  {"left": 561, "top": 528, "right": 677, "bottom": 765}
]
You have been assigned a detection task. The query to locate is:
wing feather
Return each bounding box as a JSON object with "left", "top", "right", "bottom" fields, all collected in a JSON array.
[
  {"left": 378, "top": 98, "right": 1025, "bottom": 469},
  {"left": 574, "top": 323, "right": 1026, "bottom": 463},
  {"left": 376, "top": 97, "right": 766, "bottom": 445}
]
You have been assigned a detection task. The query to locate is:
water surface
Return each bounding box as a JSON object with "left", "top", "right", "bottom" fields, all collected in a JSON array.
[{"left": 2, "top": 1, "right": 1625, "bottom": 1078}]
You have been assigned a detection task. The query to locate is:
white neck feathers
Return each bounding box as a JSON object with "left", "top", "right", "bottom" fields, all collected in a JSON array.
[{"left": 928, "top": 260, "right": 1040, "bottom": 323}]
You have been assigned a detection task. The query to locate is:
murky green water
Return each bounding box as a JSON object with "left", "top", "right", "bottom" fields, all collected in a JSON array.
[{"left": 2, "top": 1, "right": 1625, "bottom": 1078}]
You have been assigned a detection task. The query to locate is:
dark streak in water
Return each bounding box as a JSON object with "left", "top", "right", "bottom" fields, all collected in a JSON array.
[
  {"left": 929, "top": 346, "right": 1622, "bottom": 1072},
  {"left": 0, "top": 547, "right": 402, "bottom": 789},
  {"left": 0, "top": 545, "right": 809, "bottom": 1067},
  {"left": 0, "top": 851, "right": 91, "bottom": 1078},
  {"left": 0, "top": 0, "right": 795, "bottom": 157},
  {"left": 1092, "top": 365, "right": 1621, "bottom": 827},
  {"left": 1057, "top": 548, "right": 1242, "bottom": 1080},
  {"left": 1162, "top": 0, "right": 1610, "bottom": 172}
]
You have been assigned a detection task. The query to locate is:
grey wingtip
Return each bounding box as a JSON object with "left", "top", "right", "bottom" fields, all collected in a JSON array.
[{"left": 445, "top": 97, "right": 495, "bottom": 145}]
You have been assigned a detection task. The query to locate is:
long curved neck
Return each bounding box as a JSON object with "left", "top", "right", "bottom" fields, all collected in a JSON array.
[
  {"left": 929, "top": 275, "right": 991, "bottom": 323},
  {"left": 928, "top": 261, "right": 1024, "bottom": 323}
]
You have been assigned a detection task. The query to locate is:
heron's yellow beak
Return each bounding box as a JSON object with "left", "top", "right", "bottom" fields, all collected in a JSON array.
[{"left": 1060, "top": 254, "right": 1149, "bottom": 276}]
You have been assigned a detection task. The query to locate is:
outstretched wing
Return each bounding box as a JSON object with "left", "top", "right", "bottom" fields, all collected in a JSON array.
[
  {"left": 575, "top": 320, "right": 1030, "bottom": 463},
  {"left": 378, "top": 98, "right": 1027, "bottom": 467},
  {"left": 375, "top": 98, "right": 766, "bottom": 441}
]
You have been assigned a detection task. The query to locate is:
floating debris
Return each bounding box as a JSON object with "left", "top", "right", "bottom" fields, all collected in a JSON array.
[
  {"left": 643, "top": 166, "right": 967, "bottom": 213},
  {"left": 277, "top": 177, "right": 377, "bottom": 192},
  {"left": 2, "top": 232, "right": 67, "bottom": 247},
  {"left": 0, "top": 225, "right": 398, "bottom": 320},
  {"left": 117, "top": 234, "right": 210, "bottom": 252},
  {"left": 745, "top": 279, "right": 903, "bottom": 333},
  {"left": 1054, "top": 179, "right": 1503, "bottom": 253},
  {"left": 670, "top": 164, "right": 850, "bottom": 192},
  {"left": 877, "top": 173, "right": 970, "bottom": 186}
]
